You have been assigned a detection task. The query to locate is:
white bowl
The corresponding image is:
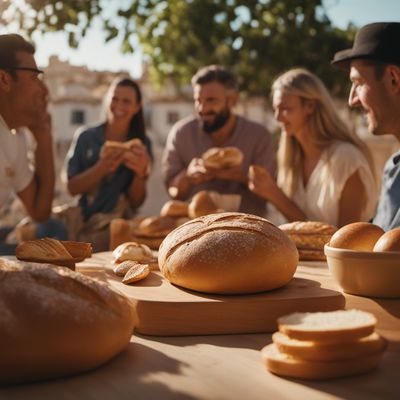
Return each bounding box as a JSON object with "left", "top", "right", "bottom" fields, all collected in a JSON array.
[{"left": 324, "top": 244, "right": 400, "bottom": 298}]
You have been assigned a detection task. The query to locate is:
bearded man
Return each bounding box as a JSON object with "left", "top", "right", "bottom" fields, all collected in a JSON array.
[{"left": 162, "top": 65, "right": 275, "bottom": 216}]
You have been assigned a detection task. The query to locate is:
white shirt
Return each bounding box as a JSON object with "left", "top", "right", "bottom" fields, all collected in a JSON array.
[
  {"left": 292, "top": 141, "right": 378, "bottom": 226},
  {"left": 0, "top": 114, "right": 33, "bottom": 209}
]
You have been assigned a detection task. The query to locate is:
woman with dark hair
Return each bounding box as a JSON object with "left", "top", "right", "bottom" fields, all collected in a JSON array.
[{"left": 64, "top": 77, "right": 152, "bottom": 250}]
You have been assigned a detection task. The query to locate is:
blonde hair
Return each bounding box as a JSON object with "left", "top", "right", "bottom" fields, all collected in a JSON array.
[{"left": 272, "top": 68, "right": 374, "bottom": 196}]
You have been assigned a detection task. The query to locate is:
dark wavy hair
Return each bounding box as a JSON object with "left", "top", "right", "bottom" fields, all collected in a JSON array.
[{"left": 109, "top": 77, "right": 147, "bottom": 142}]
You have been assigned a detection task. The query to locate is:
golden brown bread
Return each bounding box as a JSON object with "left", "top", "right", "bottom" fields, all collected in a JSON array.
[
  {"left": 0, "top": 258, "right": 134, "bottom": 385},
  {"left": 329, "top": 222, "right": 384, "bottom": 250},
  {"left": 103, "top": 138, "right": 144, "bottom": 156},
  {"left": 373, "top": 227, "right": 400, "bottom": 252},
  {"left": 202, "top": 146, "right": 244, "bottom": 170},
  {"left": 159, "top": 212, "right": 298, "bottom": 294},
  {"left": 134, "top": 215, "right": 178, "bottom": 237},
  {"left": 112, "top": 241, "right": 154, "bottom": 264},
  {"left": 188, "top": 190, "right": 219, "bottom": 218},
  {"left": 160, "top": 200, "right": 189, "bottom": 217},
  {"left": 15, "top": 238, "right": 92, "bottom": 270},
  {"left": 279, "top": 221, "right": 337, "bottom": 261}
]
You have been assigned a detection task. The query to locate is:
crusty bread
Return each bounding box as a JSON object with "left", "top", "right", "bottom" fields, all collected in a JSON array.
[
  {"left": 278, "top": 310, "right": 376, "bottom": 343},
  {"left": 103, "top": 138, "right": 143, "bottom": 156},
  {"left": 188, "top": 190, "right": 219, "bottom": 218},
  {"left": 202, "top": 146, "right": 244, "bottom": 170},
  {"left": 134, "top": 215, "right": 178, "bottom": 237},
  {"left": 0, "top": 258, "right": 134, "bottom": 385},
  {"left": 122, "top": 262, "right": 150, "bottom": 284},
  {"left": 279, "top": 221, "right": 337, "bottom": 261},
  {"left": 329, "top": 222, "right": 384, "bottom": 251},
  {"left": 261, "top": 343, "right": 384, "bottom": 380},
  {"left": 159, "top": 212, "right": 298, "bottom": 294},
  {"left": 373, "top": 227, "right": 400, "bottom": 252},
  {"left": 160, "top": 200, "right": 189, "bottom": 218},
  {"left": 112, "top": 241, "right": 154, "bottom": 264},
  {"left": 272, "top": 331, "right": 387, "bottom": 361},
  {"left": 15, "top": 238, "right": 92, "bottom": 270}
]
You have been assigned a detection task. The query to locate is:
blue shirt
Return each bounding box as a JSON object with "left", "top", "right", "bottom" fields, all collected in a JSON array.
[
  {"left": 373, "top": 150, "right": 400, "bottom": 230},
  {"left": 67, "top": 123, "right": 152, "bottom": 221}
]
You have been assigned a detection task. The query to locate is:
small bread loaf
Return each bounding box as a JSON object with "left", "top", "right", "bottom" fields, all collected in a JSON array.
[
  {"left": 202, "top": 146, "right": 244, "bottom": 170},
  {"left": 188, "top": 190, "right": 219, "bottom": 218},
  {"left": 16, "top": 238, "right": 92, "bottom": 270},
  {"left": 112, "top": 241, "right": 154, "bottom": 264},
  {"left": 261, "top": 343, "right": 383, "bottom": 380},
  {"left": 103, "top": 138, "right": 143, "bottom": 156},
  {"left": 277, "top": 310, "right": 376, "bottom": 343},
  {"left": 329, "top": 222, "right": 384, "bottom": 250},
  {"left": 160, "top": 200, "right": 189, "bottom": 217},
  {"left": 134, "top": 216, "right": 178, "bottom": 237},
  {"left": 159, "top": 212, "right": 298, "bottom": 294},
  {"left": 279, "top": 221, "right": 337, "bottom": 261},
  {"left": 373, "top": 227, "right": 400, "bottom": 252},
  {"left": 0, "top": 258, "right": 134, "bottom": 385},
  {"left": 272, "top": 331, "right": 386, "bottom": 362}
]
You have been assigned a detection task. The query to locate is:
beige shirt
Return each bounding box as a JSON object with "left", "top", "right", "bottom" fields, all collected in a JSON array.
[{"left": 0, "top": 115, "right": 33, "bottom": 209}]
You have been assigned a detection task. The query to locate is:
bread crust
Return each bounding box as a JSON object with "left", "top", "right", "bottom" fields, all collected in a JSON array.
[
  {"left": 202, "top": 146, "right": 244, "bottom": 170},
  {"left": 159, "top": 212, "right": 298, "bottom": 294},
  {"left": 0, "top": 258, "right": 134, "bottom": 384},
  {"left": 188, "top": 190, "right": 218, "bottom": 218},
  {"left": 160, "top": 200, "right": 189, "bottom": 218},
  {"left": 373, "top": 227, "right": 400, "bottom": 252}
]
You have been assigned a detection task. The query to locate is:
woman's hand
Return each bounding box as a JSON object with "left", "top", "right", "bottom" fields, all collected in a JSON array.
[
  {"left": 122, "top": 143, "right": 150, "bottom": 178},
  {"left": 247, "top": 164, "right": 278, "bottom": 200},
  {"left": 99, "top": 145, "right": 125, "bottom": 173}
]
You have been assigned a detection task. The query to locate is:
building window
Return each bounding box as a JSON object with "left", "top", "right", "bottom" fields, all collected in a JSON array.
[
  {"left": 167, "top": 111, "right": 179, "bottom": 125},
  {"left": 71, "top": 109, "right": 86, "bottom": 125}
]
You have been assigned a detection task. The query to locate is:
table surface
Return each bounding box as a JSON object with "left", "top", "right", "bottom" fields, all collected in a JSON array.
[{"left": 1, "top": 260, "right": 399, "bottom": 400}]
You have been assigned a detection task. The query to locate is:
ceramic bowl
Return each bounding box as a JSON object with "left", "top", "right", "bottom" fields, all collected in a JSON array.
[{"left": 324, "top": 244, "right": 400, "bottom": 298}]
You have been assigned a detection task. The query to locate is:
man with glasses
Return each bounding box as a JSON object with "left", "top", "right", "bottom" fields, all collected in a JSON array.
[
  {"left": 0, "top": 33, "right": 67, "bottom": 254},
  {"left": 162, "top": 65, "right": 275, "bottom": 217}
]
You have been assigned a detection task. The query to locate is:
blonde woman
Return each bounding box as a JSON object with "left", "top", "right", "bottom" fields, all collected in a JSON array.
[{"left": 248, "top": 68, "right": 377, "bottom": 227}]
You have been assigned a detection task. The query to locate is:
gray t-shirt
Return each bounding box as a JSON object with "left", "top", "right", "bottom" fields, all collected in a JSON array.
[
  {"left": 162, "top": 115, "right": 276, "bottom": 217},
  {"left": 373, "top": 150, "right": 400, "bottom": 230}
]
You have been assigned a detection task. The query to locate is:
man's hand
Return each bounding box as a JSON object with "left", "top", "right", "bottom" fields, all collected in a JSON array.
[
  {"left": 186, "top": 157, "right": 215, "bottom": 184},
  {"left": 214, "top": 165, "right": 246, "bottom": 182}
]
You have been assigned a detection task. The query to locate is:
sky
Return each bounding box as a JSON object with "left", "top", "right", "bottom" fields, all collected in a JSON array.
[{"left": 3, "top": 0, "right": 400, "bottom": 78}]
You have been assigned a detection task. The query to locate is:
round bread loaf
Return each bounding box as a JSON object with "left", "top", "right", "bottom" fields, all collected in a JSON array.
[
  {"left": 373, "top": 227, "right": 400, "bottom": 252},
  {"left": 158, "top": 212, "right": 299, "bottom": 294},
  {"left": 0, "top": 258, "right": 134, "bottom": 385},
  {"left": 202, "top": 146, "right": 244, "bottom": 170},
  {"left": 188, "top": 190, "right": 219, "bottom": 218},
  {"left": 160, "top": 200, "right": 189, "bottom": 217},
  {"left": 329, "top": 222, "right": 384, "bottom": 251},
  {"left": 135, "top": 215, "right": 178, "bottom": 237}
]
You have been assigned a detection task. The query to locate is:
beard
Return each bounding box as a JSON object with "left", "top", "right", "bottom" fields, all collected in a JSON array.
[{"left": 200, "top": 107, "right": 231, "bottom": 134}]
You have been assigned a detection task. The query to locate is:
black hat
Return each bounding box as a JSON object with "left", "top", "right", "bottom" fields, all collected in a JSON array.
[{"left": 332, "top": 22, "right": 400, "bottom": 69}]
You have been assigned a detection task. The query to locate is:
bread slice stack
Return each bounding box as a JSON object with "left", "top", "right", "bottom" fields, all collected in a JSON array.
[
  {"left": 261, "top": 310, "right": 387, "bottom": 380},
  {"left": 16, "top": 238, "right": 92, "bottom": 270}
]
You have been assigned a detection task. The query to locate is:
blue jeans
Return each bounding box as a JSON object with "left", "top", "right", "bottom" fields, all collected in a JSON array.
[{"left": 0, "top": 218, "right": 68, "bottom": 255}]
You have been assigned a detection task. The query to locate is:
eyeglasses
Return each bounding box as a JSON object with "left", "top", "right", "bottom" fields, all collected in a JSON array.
[{"left": 0, "top": 66, "right": 44, "bottom": 76}]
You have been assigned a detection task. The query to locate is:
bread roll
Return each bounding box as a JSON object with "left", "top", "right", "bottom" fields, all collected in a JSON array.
[
  {"left": 113, "top": 241, "right": 154, "bottom": 264},
  {"left": 261, "top": 343, "right": 384, "bottom": 380},
  {"left": 188, "top": 190, "right": 219, "bottom": 218},
  {"left": 278, "top": 310, "right": 376, "bottom": 343},
  {"left": 160, "top": 200, "right": 189, "bottom": 217},
  {"left": 329, "top": 222, "right": 384, "bottom": 250},
  {"left": 103, "top": 138, "right": 143, "bottom": 156},
  {"left": 373, "top": 227, "right": 400, "bottom": 252},
  {"left": 272, "top": 331, "right": 387, "bottom": 362},
  {"left": 202, "top": 146, "right": 244, "bottom": 170},
  {"left": 158, "top": 212, "right": 298, "bottom": 294},
  {"left": 279, "top": 221, "right": 337, "bottom": 261},
  {"left": 0, "top": 258, "right": 134, "bottom": 385},
  {"left": 134, "top": 215, "right": 178, "bottom": 237}
]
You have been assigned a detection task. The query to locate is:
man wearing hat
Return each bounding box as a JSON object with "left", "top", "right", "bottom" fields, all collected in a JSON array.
[{"left": 332, "top": 22, "right": 400, "bottom": 230}]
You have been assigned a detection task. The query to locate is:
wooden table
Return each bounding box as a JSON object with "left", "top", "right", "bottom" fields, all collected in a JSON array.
[{"left": 1, "top": 261, "right": 399, "bottom": 399}]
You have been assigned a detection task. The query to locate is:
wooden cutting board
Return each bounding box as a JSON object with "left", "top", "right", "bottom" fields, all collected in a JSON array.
[{"left": 77, "top": 252, "right": 345, "bottom": 336}]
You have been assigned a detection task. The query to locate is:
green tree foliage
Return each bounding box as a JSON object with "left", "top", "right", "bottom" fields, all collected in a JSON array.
[{"left": 1, "top": 0, "right": 356, "bottom": 96}]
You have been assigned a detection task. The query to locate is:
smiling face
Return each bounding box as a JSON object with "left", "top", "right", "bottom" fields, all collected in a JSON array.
[
  {"left": 272, "top": 90, "right": 314, "bottom": 140},
  {"left": 107, "top": 84, "right": 141, "bottom": 125},
  {"left": 193, "top": 81, "right": 236, "bottom": 133},
  {"left": 7, "top": 51, "right": 48, "bottom": 128},
  {"left": 348, "top": 60, "right": 398, "bottom": 136}
]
